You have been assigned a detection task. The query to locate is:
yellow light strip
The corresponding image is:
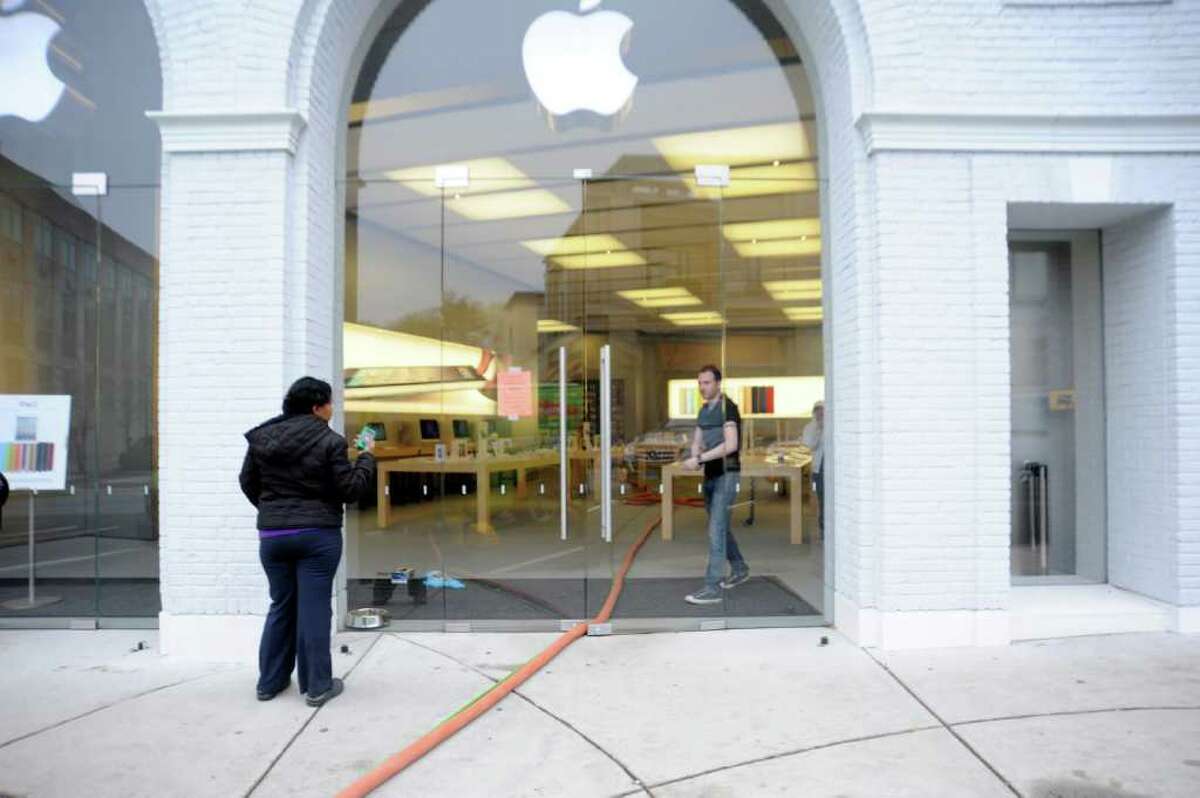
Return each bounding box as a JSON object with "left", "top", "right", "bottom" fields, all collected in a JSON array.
[
  {"left": 770, "top": 289, "right": 822, "bottom": 301},
  {"left": 661, "top": 311, "right": 724, "bottom": 326},
  {"left": 615, "top": 287, "right": 692, "bottom": 299},
  {"left": 764, "top": 279, "right": 822, "bottom": 302},
  {"left": 537, "top": 319, "right": 578, "bottom": 333},
  {"left": 636, "top": 296, "right": 703, "bottom": 308},
  {"left": 694, "top": 162, "right": 819, "bottom": 199},
  {"left": 617, "top": 287, "right": 702, "bottom": 308},
  {"left": 652, "top": 122, "right": 812, "bottom": 170},
  {"left": 733, "top": 237, "right": 822, "bottom": 258},
  {"left": 384, "top": 157, "right": 532, "bottom": 195},
  {"left": 384, "top": 157, "right": 572, "bottom": 220},
  {"left": 522, "top": 234, "right": 628, "bottom": 257},
  {"left": 552, "top": 250, "right": 647, "bottom": 269},
  {"left": 446, "top": 189, "right": 570, "bottom": 220},
  {"left": 783, "top": 306, "right": 823, "bottom": 321},
  {"left": 724, "top": 218, "right": 821, "bottom": 242}
]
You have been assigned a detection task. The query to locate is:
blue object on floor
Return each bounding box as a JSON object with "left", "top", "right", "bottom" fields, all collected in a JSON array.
[{"left": 424, "top": 571, "right": 465, "bottom": 590}]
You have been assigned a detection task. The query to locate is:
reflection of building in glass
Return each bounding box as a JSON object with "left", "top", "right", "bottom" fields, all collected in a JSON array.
[{"left": 0, "top": 155, "right": 157, "bottom": 477}]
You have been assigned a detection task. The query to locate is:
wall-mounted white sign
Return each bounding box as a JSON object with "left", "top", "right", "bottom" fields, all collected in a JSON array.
[
  {"left": 0, "top": 395, "right": 72, "bottom": 491},
  {"left": 522, "top": 0, "right": 638, "bottom": 117}
]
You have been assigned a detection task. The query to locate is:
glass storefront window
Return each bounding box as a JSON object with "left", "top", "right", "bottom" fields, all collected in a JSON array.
[
  {"left": 343, "top": 0, "right": 827, "bottom": 629},
  {"left": 0, "top": 0, "right": 161, "bottom": 622}
]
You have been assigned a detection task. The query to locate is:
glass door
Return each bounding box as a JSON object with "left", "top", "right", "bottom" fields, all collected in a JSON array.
[
  {"left": 579, "top": 174, "right": 727, "bottom": 624},
  {"left": 342, "top": 176, "right": 448, "bottom": 628},
  {"left": 437, "top": 169, "right": 591, "bottom": 626},
  {"left": 1008, "top": 235, "right": 1106, "bottom": 584}
]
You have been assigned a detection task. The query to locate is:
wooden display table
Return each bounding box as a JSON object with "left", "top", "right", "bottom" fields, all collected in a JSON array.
[
  {"left": 660, "top": 454, "right": 811, "bottom": 544},
  {"left": 375, "top": 451, "right": 560, "bottom": 533}
]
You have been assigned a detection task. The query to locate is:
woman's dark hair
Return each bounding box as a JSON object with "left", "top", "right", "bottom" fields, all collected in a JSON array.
[
  {"left": 283, "top": 376, "right": 333, "bottom": 415},
  {"left": 698, "top": 364, "right": 722, "bottom": 382}
]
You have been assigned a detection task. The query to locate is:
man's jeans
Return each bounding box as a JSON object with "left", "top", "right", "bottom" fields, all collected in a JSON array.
[
  {"left": 258, "top": 529, "right": 342, "bottom": 697},
  {"left": 703, "top": 472, "right": 747, "bottom": 588}
]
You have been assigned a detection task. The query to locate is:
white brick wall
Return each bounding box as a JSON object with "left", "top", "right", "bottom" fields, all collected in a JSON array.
[
  {"left": 861, "top": 0, "right": 1200, "bottom": 114},
  {"left": 143, "top": 0, "right": 1200, "bottom": 650}
]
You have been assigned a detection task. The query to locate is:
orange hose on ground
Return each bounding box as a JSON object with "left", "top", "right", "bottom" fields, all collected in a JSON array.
[{"left": 336, "top": 514, "right": 662, "bottom": 798}]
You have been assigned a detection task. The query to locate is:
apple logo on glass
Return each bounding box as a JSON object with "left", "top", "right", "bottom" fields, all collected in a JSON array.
[
  {"left": 0, "top": 2, "right": 66, "bottom": 123},
  {"left": 522, "top": 0, "right": 638, "bottom": 118}
]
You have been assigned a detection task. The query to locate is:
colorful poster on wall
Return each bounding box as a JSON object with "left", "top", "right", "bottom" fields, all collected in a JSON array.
[
  {"left": 0, "top": 395, "right": 72, "bottom": 491},
  {"left": 537, "top": 383, "right": 584, "bottom": 441},
  {"left": 497, "top": 368, "right": 533, "bottom": 420}
]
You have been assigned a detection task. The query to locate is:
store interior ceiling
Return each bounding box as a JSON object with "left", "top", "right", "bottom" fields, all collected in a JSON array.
[{"left": 343, "top": 5, "right": 822, "bottom": 337}]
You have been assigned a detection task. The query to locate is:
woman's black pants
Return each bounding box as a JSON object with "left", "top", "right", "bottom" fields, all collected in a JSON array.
[{"left": 257, "top": 529, "right": 342, "bottom": 697}]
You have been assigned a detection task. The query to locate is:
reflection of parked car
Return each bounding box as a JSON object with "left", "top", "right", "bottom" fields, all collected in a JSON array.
[{"left": 623, "top": 424, "right": 693, "bottom": 478}]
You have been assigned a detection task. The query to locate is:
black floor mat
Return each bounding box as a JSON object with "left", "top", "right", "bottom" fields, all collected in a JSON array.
[
  {"left": 0, "top": 578, "right": 161, "bottom": 617},
  {"left": 348, "top": 576, "right": 819, "bottom": 621}
]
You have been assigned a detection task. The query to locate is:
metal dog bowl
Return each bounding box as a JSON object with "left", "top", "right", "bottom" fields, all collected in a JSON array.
[{"left": 346, "top": 607, "right": 390, "bottom": 629}]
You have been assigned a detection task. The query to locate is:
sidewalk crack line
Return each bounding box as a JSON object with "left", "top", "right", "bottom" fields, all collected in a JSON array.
[
  {"left": 866, "top": 649, "right": 1023, "bottom": 797},
  {"left": 637, "top": 725, "right": 942, "bottom": 794},
  {"left": 243, "top": 632, "right": 384, "bottom": 798},
  {"left": 0, "top": 668, "right": 230, "bottom": 751},
  {"left": 394, "top": 634, "right": 652, "bottom": 796}
]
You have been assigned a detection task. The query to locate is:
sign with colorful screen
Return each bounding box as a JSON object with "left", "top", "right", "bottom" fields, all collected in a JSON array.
[{"left": 0, "top": 394, "right": 71, "bottom": 491}]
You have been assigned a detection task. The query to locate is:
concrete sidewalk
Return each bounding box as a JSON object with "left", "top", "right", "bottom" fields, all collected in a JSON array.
[{"left": 1, "top": 628, "right": 1198, "bottom": 797}]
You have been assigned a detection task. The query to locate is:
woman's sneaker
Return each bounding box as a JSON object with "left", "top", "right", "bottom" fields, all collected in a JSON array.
[
  {"left": 256, "top": 677, "right": 290, "bottom": 701},
  {"left": 720, "top": 566, "right": 750, "bottom": 589},
  {"left": 685, "top": 586, "right": 723, "bottom": 605},
  {"left": 305, "top": 677, "right": 344, "bottom": 708}
]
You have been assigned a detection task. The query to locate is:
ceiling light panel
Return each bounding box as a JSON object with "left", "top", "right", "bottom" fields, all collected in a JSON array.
[
  {"left": 694, "top": 162, "right": 820, "bottom": 199},
  {"left": 385, "top": 157, "right": 533, "bottom": 195},
  {"left": 724, "top": 218, "right": 821, "bottom": 242},
  {"left": 783, "top": 306, "right": 823, "bottom": 321},
  {"left": 617, "top": 287, "right": 702, "bottom": 308},
  {"left": 733, "top": 237, "right": 822, "bottom": 258},
  {"left": 652, "top": 123, "right": 813, "bottom": 171},
  {"left": 764, "top": 278, "right": 823, "bottom": 302},
  {"left": 551, "top": 250, "right": 649, "bottom": 269},
  {"left": 537, "top": 319, "right": 578, "bottom": 333},
  {"left": 522, "top": 233, "right": 628, "bottom": 257},
  {"left": 661, "top": 310, "right": 724, "bottom": 326}
]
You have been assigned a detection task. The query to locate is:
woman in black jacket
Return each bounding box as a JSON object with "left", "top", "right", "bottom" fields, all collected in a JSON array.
[{"left": 239, "top": 376, "right": 375, "bottom": 707}]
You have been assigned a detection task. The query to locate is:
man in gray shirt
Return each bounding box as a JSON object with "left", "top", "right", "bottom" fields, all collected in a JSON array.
[{"left": 682, "top": 364, "right": 749, "bottom": 604}]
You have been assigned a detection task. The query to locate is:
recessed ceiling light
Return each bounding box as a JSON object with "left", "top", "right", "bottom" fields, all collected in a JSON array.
[
  {"left": 661, "top": 310, "right": 724, "bottom": 327},
  {"left": 522, "top": 234, "right": 628, "bottom": 257},
  {"left": 723, "top": 218, "right": 821, "bottom": 243},
  {"left": 617, "top": 287, "right": 702, "bottom": 308},
  {"left": 783, "top": 306, "right": 823, "bottom": 322},
  {"left": 537, "top": 319, "right": 579, "bottom": 333},
  {"left": 733, "top": 237, "right": 822, "bottom": 258},
  {"left": 552, "top": 251, "right": 648, "bottom": 269},
  {"left": 764, "top": 279, "right": 823, "bottom": 302},
  {"left": 385, "top": 158, "right": 572, "bottom": 220},
  {"left": 385, "top": 157, "right": 532, "bottom": 195},
  {"left": 652, "top": 123, "right": 812, "bottom": 170}
]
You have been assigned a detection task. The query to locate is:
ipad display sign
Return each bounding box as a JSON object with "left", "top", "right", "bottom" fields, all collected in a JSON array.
[{"left": 0, "top": 395, "right": 72, "bottom": 491}]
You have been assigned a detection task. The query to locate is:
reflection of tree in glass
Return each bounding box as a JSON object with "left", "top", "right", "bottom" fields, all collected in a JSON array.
[{"left": 387, "top": 291, "right": 503, "bottom": 348}]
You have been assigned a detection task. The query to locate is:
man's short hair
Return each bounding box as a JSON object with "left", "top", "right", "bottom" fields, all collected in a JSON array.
[{"left": 698, "top": 364, "right": 722, "bottom": 382}]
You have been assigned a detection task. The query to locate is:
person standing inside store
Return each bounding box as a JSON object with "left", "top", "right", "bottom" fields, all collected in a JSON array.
[
  {"left": 802, "top": 400, "right": 825, "bottom": 537},
  {"left": 683, "top": 365, "right": 749, "bottom": 605},
  {"left": 239, "top": 376, "right": 375, "bottom": 707}
]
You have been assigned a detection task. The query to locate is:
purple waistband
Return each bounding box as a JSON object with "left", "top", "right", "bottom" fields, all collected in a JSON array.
[{"left": 259, "top": 527, "right": 338, "bottom": 539}]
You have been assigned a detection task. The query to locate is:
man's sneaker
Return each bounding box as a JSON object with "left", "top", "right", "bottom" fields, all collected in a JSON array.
[
  {"left": 685, "top": 586, "right": 723, "bottom": 605},
  {"left": 305, "top": 677, "right": 344, "bottom": 708},
  {"left": 256, "top": 677, "right": 290, "bottom": 701},
  {"left": 720, "top": 566, "right": 750, "bottom": 590}
]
